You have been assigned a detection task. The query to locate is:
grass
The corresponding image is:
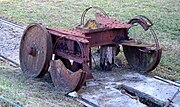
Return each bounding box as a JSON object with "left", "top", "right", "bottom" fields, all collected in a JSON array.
[
  {"left": 0, "top": 61, "right": 83, "bottom": 106},
  {"left": 0, "top": 0, "right": 179, "bottom": 106}
]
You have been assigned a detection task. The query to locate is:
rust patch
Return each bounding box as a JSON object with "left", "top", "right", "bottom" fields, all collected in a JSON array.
[{"left": 49, "top": 60, "right": 86, "bottom": 92}]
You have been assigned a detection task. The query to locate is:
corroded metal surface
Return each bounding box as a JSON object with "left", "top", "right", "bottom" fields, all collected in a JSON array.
[
  {"left": 47, "top": 8, "right": 162, "bottom": 86},
  {"left": 19, "top": 23, "right": 53, "bottom": 77},
  {"left": 123, "top": 45, "right": 162, "bottom": 72},
  {"left": 122, "top": 15, "right": 162, "bottom": 72},
  {"left": 49, "top": 29, "right": 94, "bottom": 80},
  {"left": 49, "top": 60, "right": 86, "bottom": 92},
  {"left": 77, "top": 7, "right": 131, "bottom": 31},
  {"left": 19, "top": 7, "right": 162, "bottom": 92},
  {"left": 95, "top": 13, "right": 132, "bottom": 29}
]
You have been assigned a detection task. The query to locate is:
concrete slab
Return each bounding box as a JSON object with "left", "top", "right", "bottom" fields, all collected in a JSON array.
[
  {"left": 120, "top": 73, "right": 180, "bottom": 107},
  {"left": 80, "top": 84, "right": 147, "bottom": 107},
  {"left": 80, "top": 72, "right": 180, "bottom": 107}
]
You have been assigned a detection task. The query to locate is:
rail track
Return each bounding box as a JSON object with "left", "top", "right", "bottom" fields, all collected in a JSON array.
[
  {"left": 0, "top": 96, "right": 22, "bottom": 107},
  {"left": 0, "top": 17, "right": 24, "bottom": 67},
  {"left": 0, "top": 17, "right": 180, "bottom": 107},
  {"left": 0, "top": 17, "right": 25, "bottom": 29}
]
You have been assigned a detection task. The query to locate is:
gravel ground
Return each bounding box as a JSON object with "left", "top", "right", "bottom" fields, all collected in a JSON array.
[{"left": 0, "top": 19, "right": 25, "bottom": 64}]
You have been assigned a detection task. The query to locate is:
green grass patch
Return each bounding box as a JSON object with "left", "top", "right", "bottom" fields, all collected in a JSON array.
[{"left": 0, "top": 62, "right": 83, "bottom": 106}]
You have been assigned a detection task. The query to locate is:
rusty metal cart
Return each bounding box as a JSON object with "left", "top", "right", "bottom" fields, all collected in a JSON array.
[{"left": 19, "top": 7, "right": 162, "bottom": 92}]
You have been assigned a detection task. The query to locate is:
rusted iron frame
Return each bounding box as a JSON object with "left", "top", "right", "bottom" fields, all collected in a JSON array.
[
  {"left": 52, "top": 36, "right": 85, "bottom": 64},
  {"left": 81, "top": 43, "right": 91, "bottom": 79},
  {"left": 89, "top": 48, "right": 92, "bottom": 69},
  {"left": 83, "top": 28, "right": 129, "bottom": 70},
  {"left": 49, "top": 27, "right": 131, "bottom": 79},
  {"left": 48, "top": 28, "right": 89, "bottom": 43},
  {"left": 95, "top": 13, "right": 132, "bottom": 29},
  {"left": 18, "top": 7, "right": 163, "bottom": 93},
  {"left": 85, "top": 29, "right": 129, "bottom": 47},
  {"left": 48, "top": 13, "right": 161, "bottom": 79},
  {"left": 77, "top": 12, "right": 131, "bottom": 32},
  {"left": 49, "top": 29, "right": 94, "bottom": 79}
]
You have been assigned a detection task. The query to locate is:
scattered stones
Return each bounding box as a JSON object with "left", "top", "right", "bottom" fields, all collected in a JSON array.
[
  {"left": 68, "top": 91, "right": 79, "bottom": 98},
  {"left": 0, "top": 19, "right": 25, "bottom": 64}
]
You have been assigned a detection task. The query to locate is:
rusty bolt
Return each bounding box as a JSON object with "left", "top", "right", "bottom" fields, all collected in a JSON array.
[{"left": 28, "top": 47, "right": 36, "bottom": 56}]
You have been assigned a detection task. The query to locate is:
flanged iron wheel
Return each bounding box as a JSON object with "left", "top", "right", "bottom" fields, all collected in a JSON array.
[
  {"left": 19, "top": 23, "right": 53, "bottom": 77},
  {"left": 123, "top": 45, "right": 162, "bottom": 72},
  {"left": 49, "top": 59, "right": 86, "bottom": 92},
  {"left": 50, "top": 38, "right": 86, "bottom": 92},
  {"left": 123, "top": 16, "right": 162, "bottom": 73}
]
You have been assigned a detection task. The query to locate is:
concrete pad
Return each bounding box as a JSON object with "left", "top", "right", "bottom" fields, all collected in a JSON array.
[
  {"left": 120, "top": 73, "right": 180, "bottom": 107},
  {"left": 80, "top": 85, "right": 147, "bottom": 107},
  {"left": 80, "top": 72, "right": 180, "bottom": 107}
]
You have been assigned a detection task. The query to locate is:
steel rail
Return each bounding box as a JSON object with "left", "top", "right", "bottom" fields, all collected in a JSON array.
[
  {"left": 0, "top": 54, "right": 20, "bottom": 67},
  {"left": 65, "top": 94, "right": 99, "bottom": 107},
  {"left": 0, "top": 18, "right": 24, "bottom": 67},
  {"left": 154, "top": 76, "right": 180, "bottom": 88},
  {"left": 0, "top": 17, "right": 25, "bottom": 29},
  {"left": 0, "top": 96, "right": 22, "bottom": 107}
]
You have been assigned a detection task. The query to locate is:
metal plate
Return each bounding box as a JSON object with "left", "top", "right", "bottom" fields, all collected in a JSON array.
[
  {"left": 55, "top": 55, "right": 72, "bottom": 70},
  {"left": 123, "top": 45, "right": 162, "bottom": 73},
  {"left": 50, "top": 37, "right": 87, "bottom": 91},
  {"left": 49, "top": 60, "right": 86, "bottom": 92},
  {"left": 19, "top": 23, "right": 53, "bottom": 77}
]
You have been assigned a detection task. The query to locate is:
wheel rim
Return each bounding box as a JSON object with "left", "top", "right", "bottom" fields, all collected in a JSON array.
[
  {"left": 53, "top": 38, "right": 83, "bottom": 71},
  {"left": 50, "top": 38, "right": 86, "bottom": 92},
  {"left": 123, "top": 45, "right": 162, "bottom": 72},
  {"left": 19, "top": 23, "right": 53, "bottom": 77},
  {"left": 123, "top": 16, "right": 162, "bottom": 73},
  {"left": 49, "top": 59, "right": 86, "bottom": 92}
]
